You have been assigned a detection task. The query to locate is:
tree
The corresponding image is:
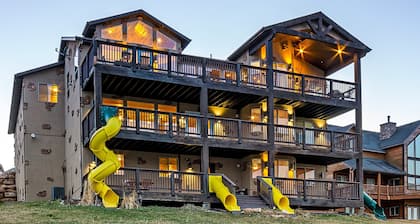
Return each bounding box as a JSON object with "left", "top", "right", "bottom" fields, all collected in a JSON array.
[{"left": 0, "top": 163, "right": 4, "bottom": 173}]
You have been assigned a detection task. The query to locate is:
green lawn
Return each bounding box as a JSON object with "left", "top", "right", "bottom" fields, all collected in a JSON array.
[{"left": 0, "top": 201, "right": 413, "bottom": 224}]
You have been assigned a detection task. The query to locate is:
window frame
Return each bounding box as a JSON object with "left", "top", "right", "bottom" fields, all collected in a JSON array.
[
  {"left": 407, "top": 135, "right": 420, "bottom": 190},
  {"left": 38, "top": 83, "right": 59, "bottom": 104},
  {"left": 389, "top": 206, "right": 400, "bottom": 216}
]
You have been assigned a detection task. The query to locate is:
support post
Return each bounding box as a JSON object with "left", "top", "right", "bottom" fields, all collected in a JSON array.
[
  {"left": 354, "top": 52, "right": 364, "bottom": 213},
  {"left": 200, "top": 87, "right": 209, "bottom": 199},
  {"left": 377, "top": 172, "right": 382, "bottom": 206},
  {"left": 93, "top": 71, "right": 102, "bottom": 130},
  {"left": 266, "top": 38, "right": 275, "bottom": 177}
]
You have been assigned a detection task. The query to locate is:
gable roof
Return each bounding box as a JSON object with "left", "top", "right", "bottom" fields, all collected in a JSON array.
[
  {"left": 228, "top": 11, "right": 371, "bottom": 61},
  {"left": 8, "top": 62, "right": 64, "bottom": 134},
  {"left": 380, "top": 120, "right": 420, "bottom": 148},
  {"left": 330, "top": 120, "right": 420, "bottom": 153},
  {"left": 344, "top": 158, "right": 405, "bottom": 175},
  {"left": 82, "top": 9, "right": 191, "bottom": 50}
]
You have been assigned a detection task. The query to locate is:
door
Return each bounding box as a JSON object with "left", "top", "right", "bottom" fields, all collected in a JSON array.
[
  {"left": 304, "top": 121, "right": 315, "bottom": 145},
  {"left": 408, "top": 207, "right": 419, "bottom": 220}
]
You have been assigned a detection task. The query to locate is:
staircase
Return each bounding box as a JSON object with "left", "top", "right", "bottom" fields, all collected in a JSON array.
[{"left": 236, "top": 195, "right": 269, "bottom": 209}]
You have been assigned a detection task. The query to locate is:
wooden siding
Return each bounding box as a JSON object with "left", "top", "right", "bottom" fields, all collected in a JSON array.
[
  {"left": 363, "top": 151, "right": 385, "bottom": 160},
  {"left": 385, "top": 145, "right": 403, "bottom": 169}
]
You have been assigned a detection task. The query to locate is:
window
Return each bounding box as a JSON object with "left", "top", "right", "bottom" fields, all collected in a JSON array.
[
  {"left": 251, "top": 158, "right": 262, "bottom": 179},
  {"left": 156, "top": 31, "right": 177, "bottom": 50},
  {"left": 127, "top": 20, "right": 153, "bottom": 46},
  {"left": 159, "top": 157, "right": 178, "bottom": 177},
  {"left": 389, "top": 206, "right": 400, "bottom": 216},
  {"left": 336, "top": 174, "right": 348, "bottom": 182},
  {"left": 296, "top": 167, "right": 315, "bottom": 179},
  {"left": 39, "top": 84, "right": 58, "bottom": 103},
  {"left": 408, "top": 206, "right": 420, "bottom": 220},
  {"left": 250, "top": 108, "right": 261, "bottom": 122},
  {"left": 115, "top": 154, "right": 125, "bottom": 175},
  {"left": 408, "top": 135, "right": 420, "bottom": 190},
  {"left": 101, "top": 24, "right": 123, "bottom": 41},
  {"left": 366, "top": 178, "right": 376, "bottom": 185}
]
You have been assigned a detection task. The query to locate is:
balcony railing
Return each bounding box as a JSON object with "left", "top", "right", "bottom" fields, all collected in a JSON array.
[
  {"left": 363, "top": 184, "right": 405, "bottom": 197},
  {"left": 106, "top": 168, "right": 204, "bottom": 195},
  {"left": 81, "top": 39, "right": 357, "bottom": 102},
  {"left": 82, "top": 106, "right": 358, "bottom": 152},
  {"left": 269, "top": 177, "right": 360, "bottom": 201}
]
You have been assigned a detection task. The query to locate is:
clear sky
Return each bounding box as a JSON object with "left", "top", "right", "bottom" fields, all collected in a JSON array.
[{"left": 0, "top": 0, "right": 419, "bottom": 170}]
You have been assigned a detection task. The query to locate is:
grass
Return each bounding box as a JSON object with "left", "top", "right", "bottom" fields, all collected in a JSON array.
[{"left": 0, "top": 201, "right": 415, "bottom": 224}]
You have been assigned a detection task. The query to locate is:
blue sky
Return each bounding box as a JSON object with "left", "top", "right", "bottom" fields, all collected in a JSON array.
[{"left": 0, "top": 0, "right": 419, "bottom": 169}]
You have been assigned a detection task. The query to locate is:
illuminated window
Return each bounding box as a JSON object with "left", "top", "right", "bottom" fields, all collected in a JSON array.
[
  {"left": 101, "top": 24, "right": 123, "bottom": 41},
  {"left": 156, "top": 31, "right": 177, "bottom": 50},
  {"left": 251, "top": 158, "right": 262, "bottom": 179},
  {"left": 250, "top": 108, "right": 261, "bottom": 122},
  {"left": 102, "top": 98, "right": 123, "bottom": 107},
  {"left": 115, "top": 154, "right": 125, "bottom": 175},
  {"left": 159, "top": 157, "right": 178, "bottom": 177},
  {"left": 127, "top": 20, "right": 153, "bottom": 46},
  {"left": 39, "top": 84, "right": 58, "bottom": 103}
]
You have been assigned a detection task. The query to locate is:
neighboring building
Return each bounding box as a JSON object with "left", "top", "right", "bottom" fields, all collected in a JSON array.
[
  {"left": 9, "top": 9, "right": 371, "bottom": 210},
  {"left": 329, "top": 118, "right": 420, "bottom": 220}
]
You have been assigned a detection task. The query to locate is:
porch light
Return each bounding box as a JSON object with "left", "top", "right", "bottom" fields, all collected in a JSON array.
[
  {"left": 89, "top": 161, "right": 97, "bottom": 171},
  {"left": 299, "top": 48, "right": 304, "bottom": 54}
]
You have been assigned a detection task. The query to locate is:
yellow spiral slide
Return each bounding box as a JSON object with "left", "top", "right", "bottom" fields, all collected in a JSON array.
[
  {"left": 262, "top": 178, "right": 294, "bottom": 214},
  {"left": 88, "top": 117, "right": 122, "bottom": 208},
  {"left": 209, "top": 175, "right": 240, "bottom": 212}
]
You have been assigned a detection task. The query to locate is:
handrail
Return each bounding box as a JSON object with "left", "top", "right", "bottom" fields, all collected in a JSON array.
[{"left": 257, "top": 177, "right": 274, "bottom": 208}]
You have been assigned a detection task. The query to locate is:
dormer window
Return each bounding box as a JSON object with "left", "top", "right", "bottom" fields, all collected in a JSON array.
[{"left": 98, "top": 19, "right": 180, "bottom": 51}]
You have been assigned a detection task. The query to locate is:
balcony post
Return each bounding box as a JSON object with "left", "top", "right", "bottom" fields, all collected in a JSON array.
[
  {"left": 265, "top": 37, "right": 276, "bottom": 177},
  {"left": 93, "top": 71, "right": 102, "bottom": 130},
  {"left": 135, "top": 168, "right": 140, "bottom": 192},
  {"left": 377, "top": 172, "right": 381, "bottom": 206},
  {"left": 330, "top": 131, "right": 335, "bottom": 152},
  {"left": 353, "top": 53, "right": 364, "bottom": 207},
  {"left": 301, "top": 75, "right": 305, "bottom": 96},
  {"left": 200, "top": 87, "right": 209, "bottom": 200},
  {"left": 331, "top": 181, "right": 335, "bottom": 202},
  {"left": 303, "top": 179, "right": 307, "bottom": 201},
  {"left": 202, "top": 58, "right": 207, "bottom": 82},
  {"left": 167, "top": 52, "right": 172, "bottom": 76},
  {"left": 135, "top": 109, "right": 140, "bottom": 134},
  {"left": 131, "top": 46, "right": 137, "bottom": 70},
  {"left": 168, "top": 113, "right": 173, "bottom": 137},
  {"left": 170, "top": 171, "right": 175, "bottom": 196},
  {"left": 236, "top": 63, "right": 241, "bottom": 86},
  {"left": 238, "top": 120, "right": 242, "bottom": 144}
]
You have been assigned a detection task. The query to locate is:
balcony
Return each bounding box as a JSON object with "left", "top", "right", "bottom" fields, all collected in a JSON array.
[
  {"left": 259, "top": 177, "right": 361, "bottom": 207},
  {"left": 81, "top": 40, "right": 357, "bottom": 103},
  {"left": 363, "top": 184, "right": 420, "bottom": 200},
  {"left": 82, "top": 106, "right": 358, "bottom": 155},
  {"left": 104, "top": 167, "right": 361, "bottom": 207}
]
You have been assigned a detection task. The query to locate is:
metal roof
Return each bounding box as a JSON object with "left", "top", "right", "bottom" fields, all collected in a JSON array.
[{"left": 344, "top": 158, "right": 405, "bottom": 175}]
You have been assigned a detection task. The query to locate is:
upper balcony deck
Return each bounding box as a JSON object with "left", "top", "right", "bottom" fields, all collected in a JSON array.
[{"left": 81, "top": 40, "right": 358, "bottom": 109}]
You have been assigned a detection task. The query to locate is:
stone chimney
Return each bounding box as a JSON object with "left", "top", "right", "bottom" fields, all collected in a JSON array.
[{"left": 379, "top": 116, "right": 397, "bottom": 140}]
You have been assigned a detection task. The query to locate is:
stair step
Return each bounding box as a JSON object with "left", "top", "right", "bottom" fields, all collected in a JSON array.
[{"left": 236, "top": 195, "right": 269, "bottom": 209}]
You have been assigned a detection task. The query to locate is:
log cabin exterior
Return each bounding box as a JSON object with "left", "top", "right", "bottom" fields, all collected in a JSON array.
[
  {"left": 9, "top": 9, "right": 371, "bottom": 210},
  {"left": 328, "top": 119, "right": 420, "bottom": 220}
]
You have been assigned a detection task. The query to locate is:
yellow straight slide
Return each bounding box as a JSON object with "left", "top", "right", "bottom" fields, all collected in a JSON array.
[
  {"left": 209, "top": 175, "right": 240, "bottom": 212},
  {"left": 88, "top": 117, "right": 122, "bottom": 208},
  {"left": 262, "top": 178, "right": 294, "bottom": 214}
]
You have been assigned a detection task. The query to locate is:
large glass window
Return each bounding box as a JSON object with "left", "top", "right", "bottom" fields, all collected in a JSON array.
[
  {"left": 408, "top": 135, "right": 420, "bottom": 190},
  {"left": 127, "top": 20, "right": 153, "bottom": 46},
  {"left": 39, "top": 84, "right": 58, "bottom": 103},
  {"left": 156, "top": 31, "right": 177, "bottom": 50},
  {"left": 101, "top": 24, "right": 123, "bottom": 41},
  {"left": 159, "top": 157, "right": 178, "bottom": 177}
]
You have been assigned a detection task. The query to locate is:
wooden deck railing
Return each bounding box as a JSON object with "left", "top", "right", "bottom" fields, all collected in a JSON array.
[
  {"left": 81, "top": 39, "right": 357, "bottom": 102},
  {"left": 105, "top": 168, "right": 204, "bottom": 195},
  {"left": 81, "top": 106, "right": 358, "bottom": 152},
  {"left": 270, "top": 177, "right": 360, "bottom": 201},
  {"left": 363, "top": 184, "right": 405, "bottom": 197}
]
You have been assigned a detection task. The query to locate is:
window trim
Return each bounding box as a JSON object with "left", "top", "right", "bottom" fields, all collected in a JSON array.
[
  {"left": 389, "top": 206, "right": 400, "bottom": 216},
  {"left": 407, "top": 134, "right": 420, "bottom": 190},
  {"left": 38, "top": 83, "right": 59, "bottom": 104}
]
